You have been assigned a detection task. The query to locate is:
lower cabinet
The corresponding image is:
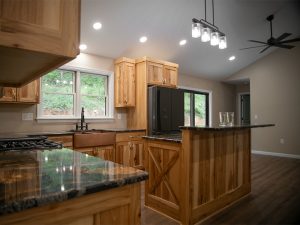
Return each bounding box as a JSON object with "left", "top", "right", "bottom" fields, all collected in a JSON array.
[
  {"left": 115, "top": 141, "right": 144, "bottom": 169},
  {"left": 47, "top": 135, "right": 73, "bottom": 149},
  {"left": 75, "top": 145, "right": 115, "bottom": 161},
  {"left": 115, "top": 131, "right": 145, "bottom": 170},
  {"left": 93, "top": 146, "right": 115, "bottom": 161}
]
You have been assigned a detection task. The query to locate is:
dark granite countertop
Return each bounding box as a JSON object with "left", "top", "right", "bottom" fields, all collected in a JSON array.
[
  {"left": 180, "top": 124, "right": 275, "bottom": 131},
  {"left": 0, "top": 129, "right": 146, "bottom": 140},
  {"left": 0, "top": 148, "right": 148, "bottom": 216},
  {"left": 142, "top": 133, "right": 182, "bottom": 143}
]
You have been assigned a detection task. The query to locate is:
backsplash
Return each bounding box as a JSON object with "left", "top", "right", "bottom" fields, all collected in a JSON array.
[{"left": 0, "top": 104, "right": 127, "bottom": 134}]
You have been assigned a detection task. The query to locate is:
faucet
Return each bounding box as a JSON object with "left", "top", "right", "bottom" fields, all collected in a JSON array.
[
  {"left": 75, "top": 107, "right": 88, "bottom": 131},
  {"left": 81, "top": 107, "right": 85, "bottom": 129}
]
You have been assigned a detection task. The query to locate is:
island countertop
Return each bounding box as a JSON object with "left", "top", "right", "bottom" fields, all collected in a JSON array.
[
  {"left": 0, "top": 148, "right": 148, "bottom": 216},
  {"left": 180, "top": 123, "right": 275, "bottom": 131}
]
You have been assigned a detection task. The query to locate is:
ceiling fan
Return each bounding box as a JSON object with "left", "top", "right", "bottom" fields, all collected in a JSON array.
[{"left": 240, "top": 14, "right": 300, "bottom": 53}]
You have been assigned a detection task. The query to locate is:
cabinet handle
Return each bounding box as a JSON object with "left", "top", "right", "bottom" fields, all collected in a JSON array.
[{"left": 124, "top": 99, "right": 128, "bottom": 104}]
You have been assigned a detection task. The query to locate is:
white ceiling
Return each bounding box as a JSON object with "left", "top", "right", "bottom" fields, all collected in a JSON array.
[{"left": 80, "top": 0, "right": 300, "bottom": 80}]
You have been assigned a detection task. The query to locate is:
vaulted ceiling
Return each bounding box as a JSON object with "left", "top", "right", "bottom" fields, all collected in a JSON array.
[{"left": 80, "top": 0, "right": 300, "bottom": 80}]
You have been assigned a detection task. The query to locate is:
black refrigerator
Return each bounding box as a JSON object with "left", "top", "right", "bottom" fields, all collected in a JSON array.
[{"left": 148, "top": 86, "right": 184, "bottom": 134}]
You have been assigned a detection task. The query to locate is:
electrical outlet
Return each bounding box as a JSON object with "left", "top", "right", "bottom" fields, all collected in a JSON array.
[
  {"left": 280, "top": 138, "right": 285, "bottom": 144},
  {"left": 22, "top": 113, "right": 33, "bottom": 121},
  {"left": 117, "top": 113, "right": 122, "bottom": 120},
  {"left": 254, "top": 114, "right": 258, "bottom": 119}
]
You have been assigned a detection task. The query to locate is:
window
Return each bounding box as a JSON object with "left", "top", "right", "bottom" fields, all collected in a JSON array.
[
  {"left": 184, "top": 89, "right": 209, "bottom": 126},
  {"left": 38, "top": 67, "right": 113, "bottom": 119}
]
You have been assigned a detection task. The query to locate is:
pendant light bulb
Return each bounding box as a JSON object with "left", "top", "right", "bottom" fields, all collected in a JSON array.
[
  {"left": 192, "top": 22, "right": 201, "bottom": 38},
  {"left": 210, "top": 32, "right": 219, "bottom": 46},
  {"left": 201, "top": 27, "right": 211, "bottom": 42},
  {"left": 219, "top": 35, "right": 227, "bottom": 49}
]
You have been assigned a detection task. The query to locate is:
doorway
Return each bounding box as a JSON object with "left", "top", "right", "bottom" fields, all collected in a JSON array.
[{"left": 239, "top": 93, "right": 250, "bottom": 124}]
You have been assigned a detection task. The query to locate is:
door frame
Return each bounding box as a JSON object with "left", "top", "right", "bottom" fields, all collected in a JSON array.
[{"left": 237, "top": 92, "right": 250, "bottom": 124}]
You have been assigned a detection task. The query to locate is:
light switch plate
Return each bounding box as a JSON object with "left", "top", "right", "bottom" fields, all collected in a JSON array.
[
  {"left": 22, "top": 113, "right": 34, "bottom": 121},
  {"left": 117, "top": 113, "right": 122, "bottom": 119}
]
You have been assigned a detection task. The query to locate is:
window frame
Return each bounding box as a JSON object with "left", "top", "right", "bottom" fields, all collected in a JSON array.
[
  {"left": 37, "top": 65, "right": 114, "bottom": 122},
  {"left": 180, "top": 86, "right": 212, "bottom": 127}
]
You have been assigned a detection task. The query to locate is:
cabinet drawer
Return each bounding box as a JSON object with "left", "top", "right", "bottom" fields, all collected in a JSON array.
[
  {"left": 48, "top": 135, "right": 73, "bottom": 148},
  {"left": 116, "top": 131, "right": 145, "bottom": 142}
]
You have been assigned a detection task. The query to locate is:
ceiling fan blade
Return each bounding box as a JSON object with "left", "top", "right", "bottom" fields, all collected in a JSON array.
[
  {"left": 280, "top": 38, "right": 300, "bottom": 44},
  {"left": 259, "top": 46, "right": 271, "bottom": 53},
  {"left": 240, "top": 45, "right": 267, "bottom": 50},
  {"left": 276, "top": 33, "right": 291, "bottom": 42},
  {"left": 274, "top": 44, "right": 294, "bottom": 49},
  {"left": 248, "top": 40, "right": 268, "bottom": 44}
]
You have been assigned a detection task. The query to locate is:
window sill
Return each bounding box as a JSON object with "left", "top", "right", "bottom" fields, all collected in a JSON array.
[{"left": 36, "top": 117, "right": 115, "bottom": 124}]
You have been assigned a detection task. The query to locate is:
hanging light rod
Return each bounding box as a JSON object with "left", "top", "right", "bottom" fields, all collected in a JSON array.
[{"left": 192, "top": 0, "right": 227, "bottom": 49}]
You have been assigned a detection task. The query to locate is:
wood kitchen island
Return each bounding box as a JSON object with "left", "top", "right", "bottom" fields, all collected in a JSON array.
[
  {"left": 0, "top": 148, "right": 148, "bottom": 225},
  {"left": 143, "top": 124, "right": 273, "bottom": 225}
]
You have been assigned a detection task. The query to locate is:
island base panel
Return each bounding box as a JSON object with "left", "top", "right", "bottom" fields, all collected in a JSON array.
[{"left": 1, "top": 183, "right": 141, "bottom": 225}]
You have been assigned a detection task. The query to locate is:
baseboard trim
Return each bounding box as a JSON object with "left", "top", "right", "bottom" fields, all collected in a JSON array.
[{"left": 252, "top": 150, "right": 300, "bottom": 159}]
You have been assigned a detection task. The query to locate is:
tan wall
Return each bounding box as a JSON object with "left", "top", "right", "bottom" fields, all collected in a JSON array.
[
  {"left": 0, "top": 54, "right": 236, "bottom": 134},
  {"left": 227, "top": 44, "right": 300, "bottom": 156},
  {"left": 0, "top": 53, "right": 127, "bottom": 134},
  {"left": 178, "top": 74, "right": 236, "bottom": 125}
]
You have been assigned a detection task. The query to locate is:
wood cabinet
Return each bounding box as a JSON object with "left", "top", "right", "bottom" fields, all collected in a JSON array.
[
  {"left": 0, "top": 0, "right": 80, "bottom": 87},
  {"left": 115, "top": 131, "right": 145, "bottom": 169},
  {"left": 75, "top": 145, "right": 115, "bottom": 161},
  {"left": 47, "top": 135, "right": 73, "bottom": 149},
  {"left": 143, "top": 57, "right": 178, "bottom": 87},
  {"left": 114, "top": 57, "right": 136, "bottom": 107},
  {"left": 0, "top": 80, "right": 40, "bottom": 103},
  {"left": 127, "top": 57, "right": 178, "bottom": 130}
]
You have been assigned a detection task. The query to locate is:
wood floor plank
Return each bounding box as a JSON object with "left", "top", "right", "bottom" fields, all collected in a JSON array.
[{"left": 141, "top": 154, "right": 300, "bottom": 225}]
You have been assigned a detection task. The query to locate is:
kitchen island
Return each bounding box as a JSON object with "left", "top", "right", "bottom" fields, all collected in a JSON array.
[
  {"left": 0, "top": 148, "right": 148, "bottom": 225},
  {"left": 143, "top": 124, "right": 274, "bottom": 225}
]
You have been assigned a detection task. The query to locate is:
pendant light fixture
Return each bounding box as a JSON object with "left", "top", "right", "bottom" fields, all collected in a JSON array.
[{"left": 192, "top": 0, "right": 227, "bottom": 49}]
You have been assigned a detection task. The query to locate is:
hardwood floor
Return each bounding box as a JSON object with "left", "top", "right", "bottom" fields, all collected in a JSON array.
[{"left": 141, "top": 154, "right": 300, "bottom": 225}]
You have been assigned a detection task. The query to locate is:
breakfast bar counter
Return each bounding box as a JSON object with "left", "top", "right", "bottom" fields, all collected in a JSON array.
[
  {"left": 0, "top": 148, "right": 148, "bottom": 225},
  {"left": 143, "top": 124, "right": 274, "bottom": 225}
]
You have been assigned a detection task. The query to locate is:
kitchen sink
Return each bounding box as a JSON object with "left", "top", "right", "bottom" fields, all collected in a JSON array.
[{"left": 73, "top": 132, "right": 116, "bottom": 148}]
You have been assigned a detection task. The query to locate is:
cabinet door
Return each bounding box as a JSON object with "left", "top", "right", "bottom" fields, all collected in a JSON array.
[
  {"left": 116, "top": 142, "right": 131, "bottom": 166},
  {"left": 17, "top": 80, "right": 40, "bottom": 103},
  {"left": 147, "top": 62, "right": 164, "bottom": 85},
  {"left": 116, "top": 141, "right": 144, "bottom": 169},
  {"left": 123, "top": 62, "right": 136, "bottom": 106},
  {"left": 114, "top": 62, "right": 135, "bottom": 107},
  {"left": 94, "top": 145, "right": 115, "bottom": 161},
  {"left": 131, "top": 141, "right": 144, "bottom": 169},
  {"left": 0, "top": 0, "right": 79, "bottom": 57},
  {"left": 0, "top": 87, "right": 16, "bottom": 102},
  {"left": 163, "top": 66, "right": 177, "bottom": 87}
]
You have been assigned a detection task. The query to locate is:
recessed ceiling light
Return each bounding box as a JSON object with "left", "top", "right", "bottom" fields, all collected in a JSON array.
[
  {"left": 179, "top": 39, "right": 187, "bottom": 46},
  {"left": 79, "top": 44, "right": 87, "bottom": 50},
  {"left": 93, "top": 22, "right": 102, "bottom": 30},
  {"left": 229, "top": 56, "right": 236, "bottom": 61},
  {"left": 139, "top": 36, "right": 148, "bottom": 43}
]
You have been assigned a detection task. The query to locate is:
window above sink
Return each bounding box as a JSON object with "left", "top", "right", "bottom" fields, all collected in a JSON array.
[{"left": 37, "top": 66, "right": 114, "bottom": 122}]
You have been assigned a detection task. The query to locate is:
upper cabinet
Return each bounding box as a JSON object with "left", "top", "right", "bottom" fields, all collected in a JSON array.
[
  {"left": 0, "top": 79, "right": 40, "bottom": 104},
  {"left": 114, "top": 57, "right": 136, "bottom": 108},
  {"left": 137, "top": 57, "right": 178, "bottom": 88},
  {"left": 0, "top": 0, "right": 81, "bottom": 87}
]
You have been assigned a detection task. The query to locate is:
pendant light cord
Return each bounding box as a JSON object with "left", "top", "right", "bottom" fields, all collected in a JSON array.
[
  {"left": 204, "top": 0, "right": 207, "bottom": 21},
  {"left": 212, "top": 0, "right": 215, "bottom": 25}
]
